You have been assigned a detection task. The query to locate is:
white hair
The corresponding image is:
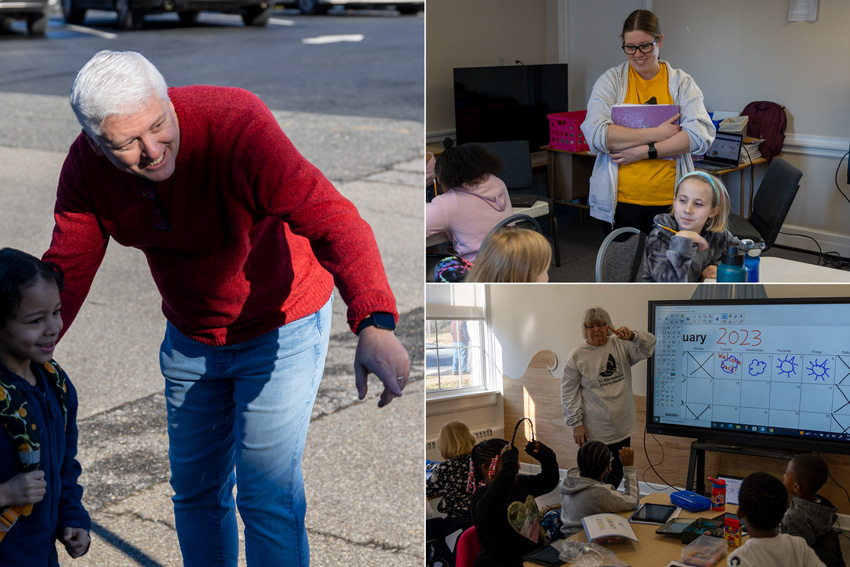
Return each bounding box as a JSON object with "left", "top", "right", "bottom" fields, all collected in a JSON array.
[
  {"left": 70, "top": 50, "right": 169, "bottom": 137},
  {"left": 581, "top": 306, "right": 613, "bottom": 339}
]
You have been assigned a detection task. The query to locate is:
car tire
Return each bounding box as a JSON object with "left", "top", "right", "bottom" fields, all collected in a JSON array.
[
  {"left": 115, "top": 0, "right": 143, "bottom": 30},
  {"left": 62, "top": 0, "right": 86, "bottom": 24},
  {"left": 397, "top": 4, "right": 422, "bottom": 15},
  {"left": 241, "top": 3, "right": 271, "bottom": 25},
  {"left": 296, "top": 0, "right": 329, "bottom": 15},
  {"left": 26, "top": 7, "right": 49, "bottom": 35},
  {"left": 178, "top": 10, "right": 199, "bottom": 23}
]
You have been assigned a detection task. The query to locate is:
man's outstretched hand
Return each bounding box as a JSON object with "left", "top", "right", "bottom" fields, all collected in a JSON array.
[{"left": 354, "top": 326, "right": 411, "bottom": 407}]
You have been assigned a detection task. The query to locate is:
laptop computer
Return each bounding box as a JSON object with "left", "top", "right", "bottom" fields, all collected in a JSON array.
[{"left": 693, "top": 131, "right": 743, "bottom": 172}]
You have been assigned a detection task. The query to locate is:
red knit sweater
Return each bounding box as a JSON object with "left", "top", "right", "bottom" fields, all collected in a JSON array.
[{"left": 44, "top": 86, "right": 397, "bottom": 346}]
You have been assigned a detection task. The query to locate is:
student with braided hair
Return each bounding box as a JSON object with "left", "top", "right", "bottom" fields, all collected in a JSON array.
[
  {"left": 558, "top": 441, "right": 639, "bottom": 538},
  {"left": 468, "top": 437, "right": 559, "bottom": 567}
]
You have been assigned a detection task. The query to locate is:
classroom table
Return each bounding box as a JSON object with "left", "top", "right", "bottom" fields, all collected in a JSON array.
[
  {"left": 524, "top": 492, "right": 743, "bottom": 567},
  {"left": 706, "top": 256, "right": 850, "bottom": 283}
]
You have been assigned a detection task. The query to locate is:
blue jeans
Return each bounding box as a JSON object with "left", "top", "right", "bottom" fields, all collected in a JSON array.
[
  {"left": 160, "top": 297, "right": 332, "bottom": 567},
  {"left": 452, "top": 341, "right": 468, "bottom": 373}
]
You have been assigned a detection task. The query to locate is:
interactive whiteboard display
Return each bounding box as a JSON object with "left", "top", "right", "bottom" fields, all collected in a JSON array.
[{"left": 647, "top": 298, "right": 850, "bottom": 454}]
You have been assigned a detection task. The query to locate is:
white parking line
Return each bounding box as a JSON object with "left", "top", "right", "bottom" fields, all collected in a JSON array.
[
  {"left": 302, "top": 34, "right": 364, "bottom": 44},
  {"left": 63, "top": 23, "right": 118, "bottom": 39},
  {"left": 267, "top": 17, "right": 295, "bottom": 26}
]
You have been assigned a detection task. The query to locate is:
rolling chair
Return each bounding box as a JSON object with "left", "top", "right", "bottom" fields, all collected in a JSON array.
[
  {"left": 595, "top": 226, "right": 646, "bottom": 282},
  {"left": 727, "top": 157, "right": 802, "bottom": 250}
]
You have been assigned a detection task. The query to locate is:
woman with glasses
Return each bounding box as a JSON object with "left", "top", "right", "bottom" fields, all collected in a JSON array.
[
  {"left": 560, "top": 307, "right": 655, "bottom": 489},
  {"left": 581, "top": 9, "right": 715, "bottom": 235}
]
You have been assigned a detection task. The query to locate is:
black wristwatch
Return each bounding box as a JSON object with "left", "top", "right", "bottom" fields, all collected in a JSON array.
[
  {"left": 356, "top": 312, "right": 396, "bottom": 335},
  {"left": 647, "top": 142, "right": 658, "bottom": 160}
]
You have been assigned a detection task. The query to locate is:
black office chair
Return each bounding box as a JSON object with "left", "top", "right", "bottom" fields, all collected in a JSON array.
[
  {"left": 727, "top": 157, "right": 802, "bottom": 250},
  {"left": 595, "top": 227, "right": 646, "bottom": 282}
]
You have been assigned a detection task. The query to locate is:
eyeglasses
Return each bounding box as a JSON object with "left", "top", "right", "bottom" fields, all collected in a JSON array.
[
  {"left": 584, "top": 323, "right": 608, "bottom": 330},
  {"left": 622, "top": 37, "right": 658, "bottom": 55},
  {"left": 139, "top": 179, "right": 171, "bottom": 231}
]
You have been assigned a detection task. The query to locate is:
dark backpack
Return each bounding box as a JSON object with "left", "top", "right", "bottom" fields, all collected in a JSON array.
[{"left": 741, "top": 101, "right": 787, "bottom": 163}]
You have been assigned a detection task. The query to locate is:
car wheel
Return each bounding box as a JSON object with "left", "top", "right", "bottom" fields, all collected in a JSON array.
[
  {"left": 397, "top": 4, "right": 422, "bottom": 15},
  {"left": 241, "top": 3, "right": 271, "bottom": 25},
  {"left": 26, "top": 7, "right": 49, "bottom": 35},
  {"left": 62, "top": 0, "right": 86, "bottom": 24},
  {"left": 178, "top": 10, "right": 199, "bottom": 23},
  {"left": 296, "top": 0, "right": 328, "bottom": 15},
  {"left": 115, "top": 0, "right": 143, "bottom": 30}
]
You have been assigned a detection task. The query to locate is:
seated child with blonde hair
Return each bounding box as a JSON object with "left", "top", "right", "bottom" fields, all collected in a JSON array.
[
  {"left": 426, "top": 420, "right": 477, "bottom": 535},
  {"left": 642, "top": 171, "right": 739, "bottom": 282},
  {"left": 466, "top": 227, "right": 551, "bottom": 283},
  {"left": 558, "top": 441, "right": 639, "bottom": 538},
  {"left": 781, "top": 455, "right": 846, "bottom": 567},
  {"left": 728, "top": 472, "right": 825, "bottom": 567}
]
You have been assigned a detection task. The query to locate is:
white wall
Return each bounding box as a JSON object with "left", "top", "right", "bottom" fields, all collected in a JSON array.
[
  {"left": 425, "top": 0, "right": 551, "bottom": 138},
  {"left": 487, "top": 283, "right": 850, "bottom": 396}
]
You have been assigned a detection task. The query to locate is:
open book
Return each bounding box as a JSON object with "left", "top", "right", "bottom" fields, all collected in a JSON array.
[{"left": 581, "top": 512, "right": 639, "bottom": 544}]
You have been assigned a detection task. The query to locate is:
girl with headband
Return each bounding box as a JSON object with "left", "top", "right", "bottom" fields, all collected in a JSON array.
[{"left": 641, "top": 171, "right": 740, "bottom": 282}]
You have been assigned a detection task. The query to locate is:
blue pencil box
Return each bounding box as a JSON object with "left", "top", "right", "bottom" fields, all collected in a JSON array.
[{"left": 670, "top": 490, "right": 712, "bottom": 512}]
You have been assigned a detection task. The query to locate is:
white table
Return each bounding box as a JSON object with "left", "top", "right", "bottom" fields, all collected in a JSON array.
[
  {"left": 708, "top": 256, "right": 850, "bottom": 283},
  {"left": 425, "top": 200, "right": 551, "bottom": 248}
]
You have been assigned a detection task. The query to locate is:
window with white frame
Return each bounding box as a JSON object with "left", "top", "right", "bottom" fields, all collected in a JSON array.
[
  {"left": 425, "top": 319, "right": 484, "bottom": 392},
  {"left": 425, "top": 284, "right": 490, "bottom": 395}
]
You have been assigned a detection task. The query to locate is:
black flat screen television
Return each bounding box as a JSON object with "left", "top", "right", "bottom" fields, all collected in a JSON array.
[
  {"left": 453, "top": 64, "right": 568, "bottom": 149},
  {"left": 647, "top": 297, "right": 850, "bottom": 455}
]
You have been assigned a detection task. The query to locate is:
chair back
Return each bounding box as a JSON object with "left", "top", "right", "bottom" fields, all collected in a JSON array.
[
  {"left": 747, "top": 157, "right": 802, "bottom": 247},
  {"left": 455, "top": 526, "right": 480, "bottom": 567},
  {"left": 488, "top": 213, "right": 542, "bottom": 236},
  {"left": 595, "top": 227, "right": 646, "bottom": 282},
  {"left": 474, "top": 140, "right": 534, "bottom": 192}
]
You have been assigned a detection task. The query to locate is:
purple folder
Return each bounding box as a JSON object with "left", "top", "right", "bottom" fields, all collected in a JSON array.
[{"left": 612, "top": 104, "right": 680, "bottom": 129}]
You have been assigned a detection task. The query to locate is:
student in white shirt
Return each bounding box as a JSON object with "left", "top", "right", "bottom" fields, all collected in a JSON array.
[{"left": 728, "top": 472, "right": 825, "bottom": 567}]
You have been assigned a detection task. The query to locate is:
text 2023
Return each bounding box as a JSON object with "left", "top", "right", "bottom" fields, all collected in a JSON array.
[{"left": 717, "top": 328, "right": 762, "bottom": 347}]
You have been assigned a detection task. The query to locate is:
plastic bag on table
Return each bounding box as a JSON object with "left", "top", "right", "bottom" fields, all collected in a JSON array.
[{"left": 551, "top": 539, "right": 629, "bottom": 567}]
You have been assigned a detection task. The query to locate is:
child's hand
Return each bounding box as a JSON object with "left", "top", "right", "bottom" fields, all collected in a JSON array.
[
  {"left": 619, "top": 447, "right": 635, "bottom": 467},
  {"left": 677, "top": 230, "right": 709, "bottom": 251},
  {"left": 0, "top": 471, "right": 46, "bottom": 506},
  {"left": 525, "top": 441, "right": 555, "bottom": 461},
  {"left": 62, "top": 527, "right": 91, "bottom": 558},
  {"left": 701, "top": 265, "right": 717, "bottom": 280}
]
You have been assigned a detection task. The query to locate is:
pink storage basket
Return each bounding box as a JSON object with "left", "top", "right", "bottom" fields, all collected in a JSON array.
[{"left": 548, "top": 110, "right": 588, "bottom": 152}]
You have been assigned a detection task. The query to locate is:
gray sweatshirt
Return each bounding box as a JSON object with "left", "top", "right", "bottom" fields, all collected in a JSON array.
[
  {"left": 781, "top": 495, "right": 845, "bottom": 567},
  {"left": 559, "top": 465, "right": 640, "bottom": 537},
  {"left": 561, "top": 330, "right": 656, "bottom": 444}
]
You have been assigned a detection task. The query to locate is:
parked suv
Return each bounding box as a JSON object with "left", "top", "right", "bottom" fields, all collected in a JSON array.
[
  {"left": 1, "top": 0, "right": 52, "bottom": 35},
  {"left": 61, "top": 0, "right": 273, "bottom": 29},
  {"left": 287, "top": 1, "right": 423, "bottom": 15}
]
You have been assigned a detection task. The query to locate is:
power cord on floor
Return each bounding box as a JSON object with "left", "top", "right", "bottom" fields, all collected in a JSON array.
[{"left": 641, "top": 425, "right": 679, "bottom": 493}]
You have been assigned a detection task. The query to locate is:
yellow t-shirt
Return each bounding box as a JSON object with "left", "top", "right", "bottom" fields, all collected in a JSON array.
[{"left": 617, "top": 63, "right": 677, "bottom": 206}]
